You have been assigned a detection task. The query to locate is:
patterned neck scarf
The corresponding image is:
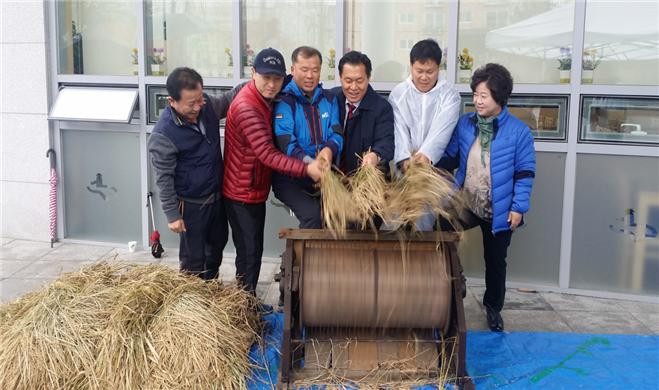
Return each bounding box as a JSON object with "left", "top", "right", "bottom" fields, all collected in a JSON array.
[{"left": 476, "top": 114, "right": 494, "bottom": 167}]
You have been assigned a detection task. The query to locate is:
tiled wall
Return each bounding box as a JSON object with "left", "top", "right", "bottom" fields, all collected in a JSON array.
[{"left": 1, "top": 1, "right": 52, "bottom": 240}]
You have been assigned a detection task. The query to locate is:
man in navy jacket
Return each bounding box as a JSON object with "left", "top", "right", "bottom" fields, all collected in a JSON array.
[
  {"left": 331, "top": 51, "right": 394, "bottom": 177},
  {"left": 148, "top": 67, "right": 242, "bottom": 280}
]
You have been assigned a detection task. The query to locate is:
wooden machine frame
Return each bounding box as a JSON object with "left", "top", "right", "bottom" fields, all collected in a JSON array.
[{"left": 277, "top": 228, "right": 474, "bottom": 389}]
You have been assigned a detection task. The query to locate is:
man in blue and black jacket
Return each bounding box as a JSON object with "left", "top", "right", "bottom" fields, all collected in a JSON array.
[
  {"left": 272, "top": 46, "right": 343, "bottom": 229},
  {"left": 148, "top": 67, "right": 242, "bottom": 280}
]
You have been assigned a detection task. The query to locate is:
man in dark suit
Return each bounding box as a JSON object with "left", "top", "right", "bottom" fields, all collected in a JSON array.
[{"left": 331, "top": 51, "right": 394, "bottom": 177}]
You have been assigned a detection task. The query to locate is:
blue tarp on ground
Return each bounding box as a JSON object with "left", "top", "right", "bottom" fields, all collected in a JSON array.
[{"left": 247, "top": 313, "right": 659, "bottom": 389}]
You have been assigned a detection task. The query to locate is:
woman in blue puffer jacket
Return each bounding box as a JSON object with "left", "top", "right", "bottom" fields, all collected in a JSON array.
[{"left": 438, "top": 63, "right": 536, "bottom": 332}]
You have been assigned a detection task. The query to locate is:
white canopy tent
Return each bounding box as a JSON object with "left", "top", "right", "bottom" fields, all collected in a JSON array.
[{"left": 485, "top": 2, "right": 659, "bottom": 61}]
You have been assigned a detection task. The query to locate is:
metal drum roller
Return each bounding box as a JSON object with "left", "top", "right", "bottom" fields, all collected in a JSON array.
[
  {"left": 300, "top": 241, "right": 452, "bottom": 331},
  {"left": 278, "top": 229, "right": 473, "bottom": 389}
]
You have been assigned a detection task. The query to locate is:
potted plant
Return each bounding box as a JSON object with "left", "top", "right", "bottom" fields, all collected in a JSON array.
[
  {"left": 130, "top": 48, "right": 139, "bottom": 75},
  {"left": 327, "top": 48, "right": 336, "bottom": 80},
  {"left": 557, "top": 47, "right": 571, "bottom": 83},
  {"left": 224, "top": 47, "right": 233, "bottom": 78},
  {"left": 458, "top": 48, "right": 474, "bottom": 83},
  {"left": 582, "top": 48, "right": 601, "bottom": 84},
  {"left": 150, "top": 47, "right": 166, "bottom": 76}
]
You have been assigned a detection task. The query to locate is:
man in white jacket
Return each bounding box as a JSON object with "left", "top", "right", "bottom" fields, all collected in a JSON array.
[{"left": 388, "top": 38, "right": 460, "bottom": 230}]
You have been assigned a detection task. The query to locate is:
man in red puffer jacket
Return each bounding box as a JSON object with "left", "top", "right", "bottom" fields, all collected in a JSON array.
[{"left": 223, "top": 47, "right": 326, "bottom": 294}]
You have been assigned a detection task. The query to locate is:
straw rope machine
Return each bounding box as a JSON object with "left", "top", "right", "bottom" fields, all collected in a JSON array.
[{"left": 278, "top": 228, "right": 474, "bottom": 389}]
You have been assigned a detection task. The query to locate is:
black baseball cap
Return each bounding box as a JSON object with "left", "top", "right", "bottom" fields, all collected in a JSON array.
[{"left": 253, "top": 48, "right": 286, "bottom": 77}]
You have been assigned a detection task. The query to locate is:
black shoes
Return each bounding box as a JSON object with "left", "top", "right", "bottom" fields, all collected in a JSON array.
[{"left": 486, "top": 306, "right": 504, "bottom": 332}]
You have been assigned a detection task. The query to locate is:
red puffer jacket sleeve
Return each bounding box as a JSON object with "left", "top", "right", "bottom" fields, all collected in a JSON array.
[{"left": 233, "top": 102, "right": 307, "bottom": 178}]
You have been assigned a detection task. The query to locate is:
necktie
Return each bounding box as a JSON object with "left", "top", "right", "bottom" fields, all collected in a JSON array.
[{"left": 341, "top": 103, "right": 356, "bottom": 173}]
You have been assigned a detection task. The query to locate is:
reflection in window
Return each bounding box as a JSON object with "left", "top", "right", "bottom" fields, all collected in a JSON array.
[
  {"left": 486, "top": 11, "right": 497, "bottom": 29},
  {"left": 580, "top": 96, "right": 659, "bottom": 145},
  {"left": 399, "top": 13, "right": 415, "bottom": 24},
  {"left": 346, "top": 0, "right": 450, "bottom": 82},
  {"left": 461, "top": 94, "right": 568, "bottom": 140},
  {"left": 424, "top": 14, "right": 432, "bottom": 27},
  {"left": 583, "top": 1, "right": 659, "bottom": 85},
  {"left": 243, "top": 1, "right": 335, "bottom": 79},
  {"left": 399, "top": 39, "right": 415, "bottom": 51},
  {"left": 146, "top": 1, "right": 233, "bottom": 78},
  {"left": 57, "top": 1, "right": 138, "bottom": 75},
  {"left": 458, "top": 0, "right": 575, "bottom": 84}
]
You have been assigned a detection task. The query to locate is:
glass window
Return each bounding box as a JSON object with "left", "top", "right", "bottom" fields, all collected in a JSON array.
[
  {"left": 460, "top": 152, "right": 566, "bottom": 285},
  {"left": 346, "top": 1, "right": 449, "bottom": 82},
  {"left": 583, "top": 1, "right": 659, "bottom": 86},
  {"left": 62, "top": 130, "right": 141, "bottom": 242},
  {"left": 458, "top": 0, "right": 575, "bottom": 84},
  {"left": 571, "top": 154, "right": 659, "bottom": 296},
  {"left": 57, "top": 1, "right": 138, "bottom": 75},
  {"left": 147, "top": 85, "right": 230, "bottom": 124},
  {"left": 461, "top": 94, "right": 568, "bottom": 140},
  {"left": 243, "top": 1, "right": 336, "bottom": 79},
  {"left": 580, "top": 96, "right": 659, "bottom": 145},
  {"left": 145, "top": 1, "right": 233, "bottom": 78}
]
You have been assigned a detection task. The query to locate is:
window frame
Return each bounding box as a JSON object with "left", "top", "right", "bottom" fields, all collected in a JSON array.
[
  {"left": 578, "top": 94, "right": 659, "bottom": 147},
  {"left": 460, "top": 93, "right": 570, "bottom": 142}
]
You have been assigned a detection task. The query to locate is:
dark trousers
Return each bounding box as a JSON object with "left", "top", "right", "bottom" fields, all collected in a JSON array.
[
  {"left": 440, "top": 209, "right": 513, "bottom": 312},
  {"left": 179, "top": 198, "right": 228, "bottom": 280},
  {"left": 224, "top": 198, "right": 266, "bottom": 293},
  {"left": 272, "top": 173, "right": 322, "bottom": 229}
]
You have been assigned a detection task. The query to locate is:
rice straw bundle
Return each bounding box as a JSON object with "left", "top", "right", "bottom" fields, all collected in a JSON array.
[
  {"left": 94, "top": 264, "right": 195, "bottom": 390},
  {"left": 349, "top": 163, "right": 387, "bottom": 229},
  {"left": 146, "top": 280, "right": 259, "bottom": 390},
  {"left": 0, "top": 261, "right": 261, "bottom": 390},
  {"left": 320, "top": 168, "right": 359, "bottom": 237},
  {"left": 384, "top": 161, "right": 463, "bottom": 231},
  {"left": 0, "top": 262, "right": 257, "bottom": 390},
  {"left": 0, "top": 262, "right": 125, "bottom": 390},
  {"left": 0, "top": 290, "right": 40, "bottom": 333}
]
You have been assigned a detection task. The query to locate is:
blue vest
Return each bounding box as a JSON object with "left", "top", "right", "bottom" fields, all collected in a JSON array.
[{"left": 152, "top": 94, "right": 223, "bottom": 198}]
